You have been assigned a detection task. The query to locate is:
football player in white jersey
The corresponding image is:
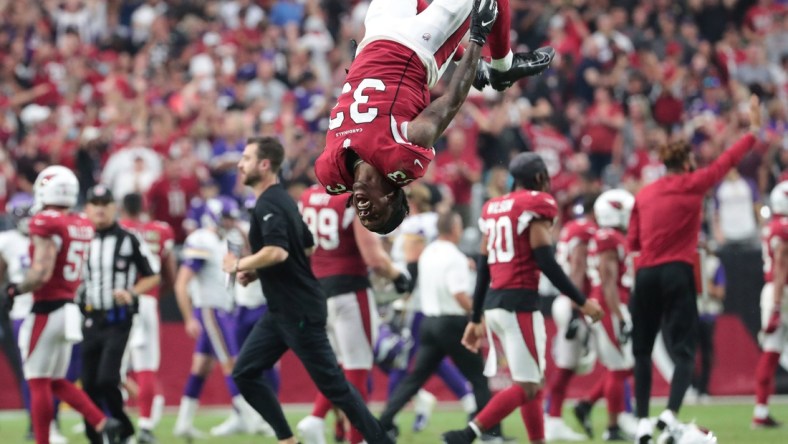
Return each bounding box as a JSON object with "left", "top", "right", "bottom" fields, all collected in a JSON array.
[{"left": 173, "top": 197, "right": 269, "bottom": 438}]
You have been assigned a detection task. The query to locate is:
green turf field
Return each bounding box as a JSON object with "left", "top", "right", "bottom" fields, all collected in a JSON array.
[{"left": 0, "top": 402, "right": 785, "bottom": 443}]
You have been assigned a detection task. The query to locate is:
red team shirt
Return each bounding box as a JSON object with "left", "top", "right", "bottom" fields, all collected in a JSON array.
[
  {"left": 480, "top": 190, "right": 559, "bottom": 292},
  {"left": 556, "top": 218, "right": 596, "bottom": 295},
  {"left": 119, "top": 218, "right": 175, "bottom": 298},
  {"left": 299, "top": 186, "right": 369, "bottom": 295},
  {"left": 315, "top": 41, "right": 435, "bottom": 195},
  {"left": 588, "top": 227, "right": 631, "bottom": 307},
  {"left": 762, "top": 216, "right": 788, "bottom": 283},
  {"left": 28, "top": 210, "right": 94, "bottom": 302}
]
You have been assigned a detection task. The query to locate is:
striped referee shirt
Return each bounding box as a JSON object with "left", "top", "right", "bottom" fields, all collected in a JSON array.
[{"left": 79, "top": 222, "right": 157, "bottom": 315}]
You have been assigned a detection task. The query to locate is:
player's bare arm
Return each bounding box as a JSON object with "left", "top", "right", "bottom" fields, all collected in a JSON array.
[
  {"left": 160, "top": 247, "right": 178, "bottom": 297},
  {"left": 598, "top": 249, "right": 624, "bottom": 320},
  {"left": 17, "top": 235, "right": 57, "bottom": 294},
  {"left": 114, "top": 274, "right": 161, "bottom": 305},
  {"left": 407, "top": 42, "right": 484, "bottom": 149},
  {"left": 353, "top": 218, "right": 401, "bottom": 280},
  {"left": 530, "top": 219, "right": 603, "bottom": 322},
  {"left": 174, "top": 266, "right": 200, "bottom": 339},
  {"left": 223, "top": 246, "right": 289, "bottom": 274}
]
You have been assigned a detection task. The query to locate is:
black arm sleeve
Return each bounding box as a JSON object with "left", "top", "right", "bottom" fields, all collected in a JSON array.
[
  {"left": 533, "top": 245, "right": 587, "bottom": 306},
  {"left": 471, "top": 255, "right": 490, "bottom": 323},
  {"left": 406, "top": 262, "right": 418, "bottom": 293}
]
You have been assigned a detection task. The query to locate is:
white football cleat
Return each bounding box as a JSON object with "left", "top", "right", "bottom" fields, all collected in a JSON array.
[
  {"left": 656, "top": 422, "right": 717, "bottom": 444},
  {"left": 545, "top": 416, "right": 586, "bottom": 442},
  {"left": 49, "top": 421, "right": 68, "bottom": 444},
  {"left": 210, "top": 412, "right": 245, "bottom": 436},
  {"left": 173, "top": 423, "right": 207, "bottom": 440},
  {"left": 297, "top": 415, "right": 327, "bottom": 444}
]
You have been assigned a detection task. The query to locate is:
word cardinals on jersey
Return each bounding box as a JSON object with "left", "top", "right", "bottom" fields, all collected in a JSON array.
[
  {"left": 556, "top": 218, "right": 596, "bottom": 295},
  {"left": 588, "top": 227, "right": 631, "bottom": 307},
  {"left": 298, "top": 185, "right": 367, "bottom": 278},
  {"left": 28, "top": 209, "right": 94, "bottom": 302},
  {"left": 315, "top": 41, "right": 435, "bottom": 195},
  {"left": 480, "top": 190, "right": 558, "bottom": 290},
  {"left": 762, "top": 215, "right": 788, "bottom": 283},
  {"left": 119, "top": 218, "right": 174, "bottom": 298}
]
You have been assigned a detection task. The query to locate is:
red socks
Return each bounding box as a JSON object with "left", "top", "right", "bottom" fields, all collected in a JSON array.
[
  {"left": 520, "top": 389, "right": 545, "bottom": 442},
  {"left": 134, "top": 371, "right": 157, "bottom": 421},
  {"left": 345, "top": 369, "right": 369, "bottom": 444},
  {"left": 584, "top": 372, "right": 606, "bottom": 405},
  {"left": 51, "top": 379, "right": 105, "bottom": 428},
  {"left": 605, "top": 371, "right": 630, "bottom": 415},
  {"left": 547, "top": 368, "right": 574, "bottom": 417},
  {"left": 29, "top": 378, "right": 54, "bottom": 444},
  {"left": 488, "top": 0, "right": 512, "bottom": 60},
  {"left": 755, "top": 352, "right": 780, "bottom": 405},
  {"left": 475, "top": 384, "right": 527, "bottom": 430}
]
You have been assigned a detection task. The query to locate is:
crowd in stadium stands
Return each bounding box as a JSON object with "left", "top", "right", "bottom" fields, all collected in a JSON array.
[{"left": 0, "top": 0, "right": 787, "bottom": 245}]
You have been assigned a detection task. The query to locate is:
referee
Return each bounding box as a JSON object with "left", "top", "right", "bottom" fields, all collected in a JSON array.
[
  {"left": 627, "top": 95, "right": 762, "bottom": 443},
  {"left": 222, "top": 137, "right": 393, "bottom": 444},
  {"left": 80, "top": 185, "right": 160, "bottom": 444},
  {"left": 378, "top": 211, "right": 500, "bottom": 438}
]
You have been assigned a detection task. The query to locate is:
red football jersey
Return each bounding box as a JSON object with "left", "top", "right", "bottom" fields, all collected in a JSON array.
[
  {"left": 28, "top": 210, "right": 94, "bottom": 302},
  {"left": 479, "top": 190, "right": 558, "bottom": 290},
  {"left": 119, "top": 218, "right": 175, "bottom": 298},
  {"left": 146, "top": 177, "right": 200, "bottom": 243},
  {"left": 762, "top": 216, "right": 788, "bottom": 283},
  {"left": 315, "top": 40, "right": 435, "bottom": 195},
  {"left": 588, "top": 227, "right": 631, "bottom": 305},
  {"left": 298, "top": 185, "right": 367, "bottom": 279},
  {"left": 556, "top": 218, "right": 596, "bottom": 294}
]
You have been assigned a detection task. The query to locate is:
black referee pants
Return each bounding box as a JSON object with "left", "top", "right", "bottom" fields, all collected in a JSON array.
[
  {"left": 233, "top": 312, "right": 393, "bottom": 444},
  {"left": 631, "top": 262, "right": 698, "bottom": 418},
  {"left": 379, "top": 315, "right": 493, "bottom": 431},
  {"left": 81, "top": 320, "right": 134, "bottom": 443}
]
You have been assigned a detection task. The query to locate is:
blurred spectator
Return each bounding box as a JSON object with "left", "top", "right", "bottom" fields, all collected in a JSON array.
[
  {"left": 101, "top": 147, "right": 162, "bottom": 200},
  {"left": 146, "top": 157, "right": 201, "bottom": 243},
  {"left": 712, "top": 168, "right": 761, "bottom": 248},
  {"left": 579, "top": 87, "right": 624, "bottom": 178},
  {"left": 434, "top": 128, "right": 481, "bottom": 227},
  {"left": 183, "top": 179, "right": 221, "bottom": 235}
]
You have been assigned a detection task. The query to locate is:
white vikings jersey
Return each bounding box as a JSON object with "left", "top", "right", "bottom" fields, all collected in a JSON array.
[
  {"left": 182, "top": 228, "right": 234, "bottom": 312},
  {"left": 390, "top": 212, "right": 439, "bottom": 264},
  {"left": 0, "top": 230, "right": 33, "bottom": 320},
  {"left": 226, "top": 225, "right": 266, "bottom": 308}
]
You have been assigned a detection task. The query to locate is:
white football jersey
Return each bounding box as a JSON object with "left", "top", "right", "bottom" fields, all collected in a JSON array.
[
  {"left": 390, "top": 211, "right": 439, "bottom": 312},
  {"left": 226, "top": 224, "right": 266, "bottom": 308},
  {"left": 0, "top": 230, "right": 33, "bottom": 320},
  {"left": 182, "top": 228, "right": 234, "bottom": 311}
]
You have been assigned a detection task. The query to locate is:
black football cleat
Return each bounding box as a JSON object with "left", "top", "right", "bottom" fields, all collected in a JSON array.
[
  {"left": 489, "top": 47, "right": 555, "bottom": 91},
  {"left": 442, "top": 429, "right": 475, "bottom": 444},
  {"left": 573, "top": 400, "right": 594, "bottom": 438},
  {"left": 101, "top": 417, "right": 124, "bottom": 444},
  {"left": 602, "top": 425, "right": 628, "bottom": 441}
]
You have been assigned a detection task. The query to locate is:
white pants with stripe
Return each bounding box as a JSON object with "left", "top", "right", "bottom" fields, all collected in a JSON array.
[
  {"left": 18, "top": 303, "right": 83, "bottom": 379},
  {"left": 589, "top": 305, "right": 634, "bottom": 371},
  {"left": 760, "top": 283, "right": 788, "bottom": 353},
  {"left": 327, "top": 289, "right": 379, "bottom": 370},
  {"left": 484, "top": 309, "right": 547, "bottom": 383}
]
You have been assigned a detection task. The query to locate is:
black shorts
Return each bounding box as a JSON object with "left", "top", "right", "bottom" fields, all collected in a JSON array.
[{"left": 630, "top": 261, "right": 699, "bottom": 361}]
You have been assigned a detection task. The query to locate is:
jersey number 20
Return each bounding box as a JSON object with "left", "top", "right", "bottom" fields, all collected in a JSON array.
[{"left": 482, "top": 217, "right": 515, "bottom": 264}]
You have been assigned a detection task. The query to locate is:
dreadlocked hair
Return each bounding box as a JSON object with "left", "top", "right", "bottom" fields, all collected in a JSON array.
[{"left": 659, "top": 140, "right": 692, "bottom": 171}]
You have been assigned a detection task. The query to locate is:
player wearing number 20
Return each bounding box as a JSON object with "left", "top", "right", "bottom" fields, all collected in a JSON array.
[
  {"left": 443, "top": 153, "right": 602, "bottom": 444},
  {"left": 296, "top": 184, "right": 410, "bottom": 444},
  {"left": 2, "top": 166, "right": 123, "bottom": 444},
  {"left": 315, "top": 0, "right": 555, "bottom": 235}
]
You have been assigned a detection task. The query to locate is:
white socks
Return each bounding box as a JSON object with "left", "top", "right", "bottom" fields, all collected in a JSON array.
[
  {"left": 461, "top": 393, "right": 478, "bottom": 414},
  {"left": 658, "top": 410, "right": 678, "bottom": 430},
  {"left": 491, "top": 51, "right": 514, "bottom": 71},
  {"left": 175, "top": 396, "right": 199, "bottom": 429},
  {"left": 754, "top": 404, "right": 769, "bottom": 419},
  {"left": 636, "top": 418, "right": 653, "bottom": 438}
]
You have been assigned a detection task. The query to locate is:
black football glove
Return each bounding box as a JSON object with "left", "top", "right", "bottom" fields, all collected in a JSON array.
[
  {"left": 619, "top": 320, "right": 632, "bottom": 346},
  {"left": 470, "top": 0, "right": 499, "bottom": 46},
  {"left": 392, "top": 271, "right": 412, "bottom": 294},
  {"left": 1, "top": 283, "right": 20, "bottom": 312}
]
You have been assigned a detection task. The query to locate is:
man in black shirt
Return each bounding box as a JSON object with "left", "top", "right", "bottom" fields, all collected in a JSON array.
[{"left": 223, "top": 137, "right": 394, "bottom": 444}]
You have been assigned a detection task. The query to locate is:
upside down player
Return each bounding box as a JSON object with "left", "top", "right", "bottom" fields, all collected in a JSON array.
[
  {"left": 119, "top": 192, "right": 176, "bottom": 443},
  {"left": 2, "top": 166, "right": 123, "bottom": 444},
  {"left": 315, "top": 0, "right": 555, "bottom": 234},
  {"left": 296, "top": 184, "right": 411, "bottom": 444},
  {"left": 753, "top": 180, "right": 788, "bottom": 428},
  {"left": 443, "top": 153, "right": 603, "bottom": 444}
]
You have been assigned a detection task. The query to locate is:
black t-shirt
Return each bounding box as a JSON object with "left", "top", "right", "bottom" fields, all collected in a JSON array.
[{"left": 248, "top": 184, "right": 326, "bottom": 322}]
